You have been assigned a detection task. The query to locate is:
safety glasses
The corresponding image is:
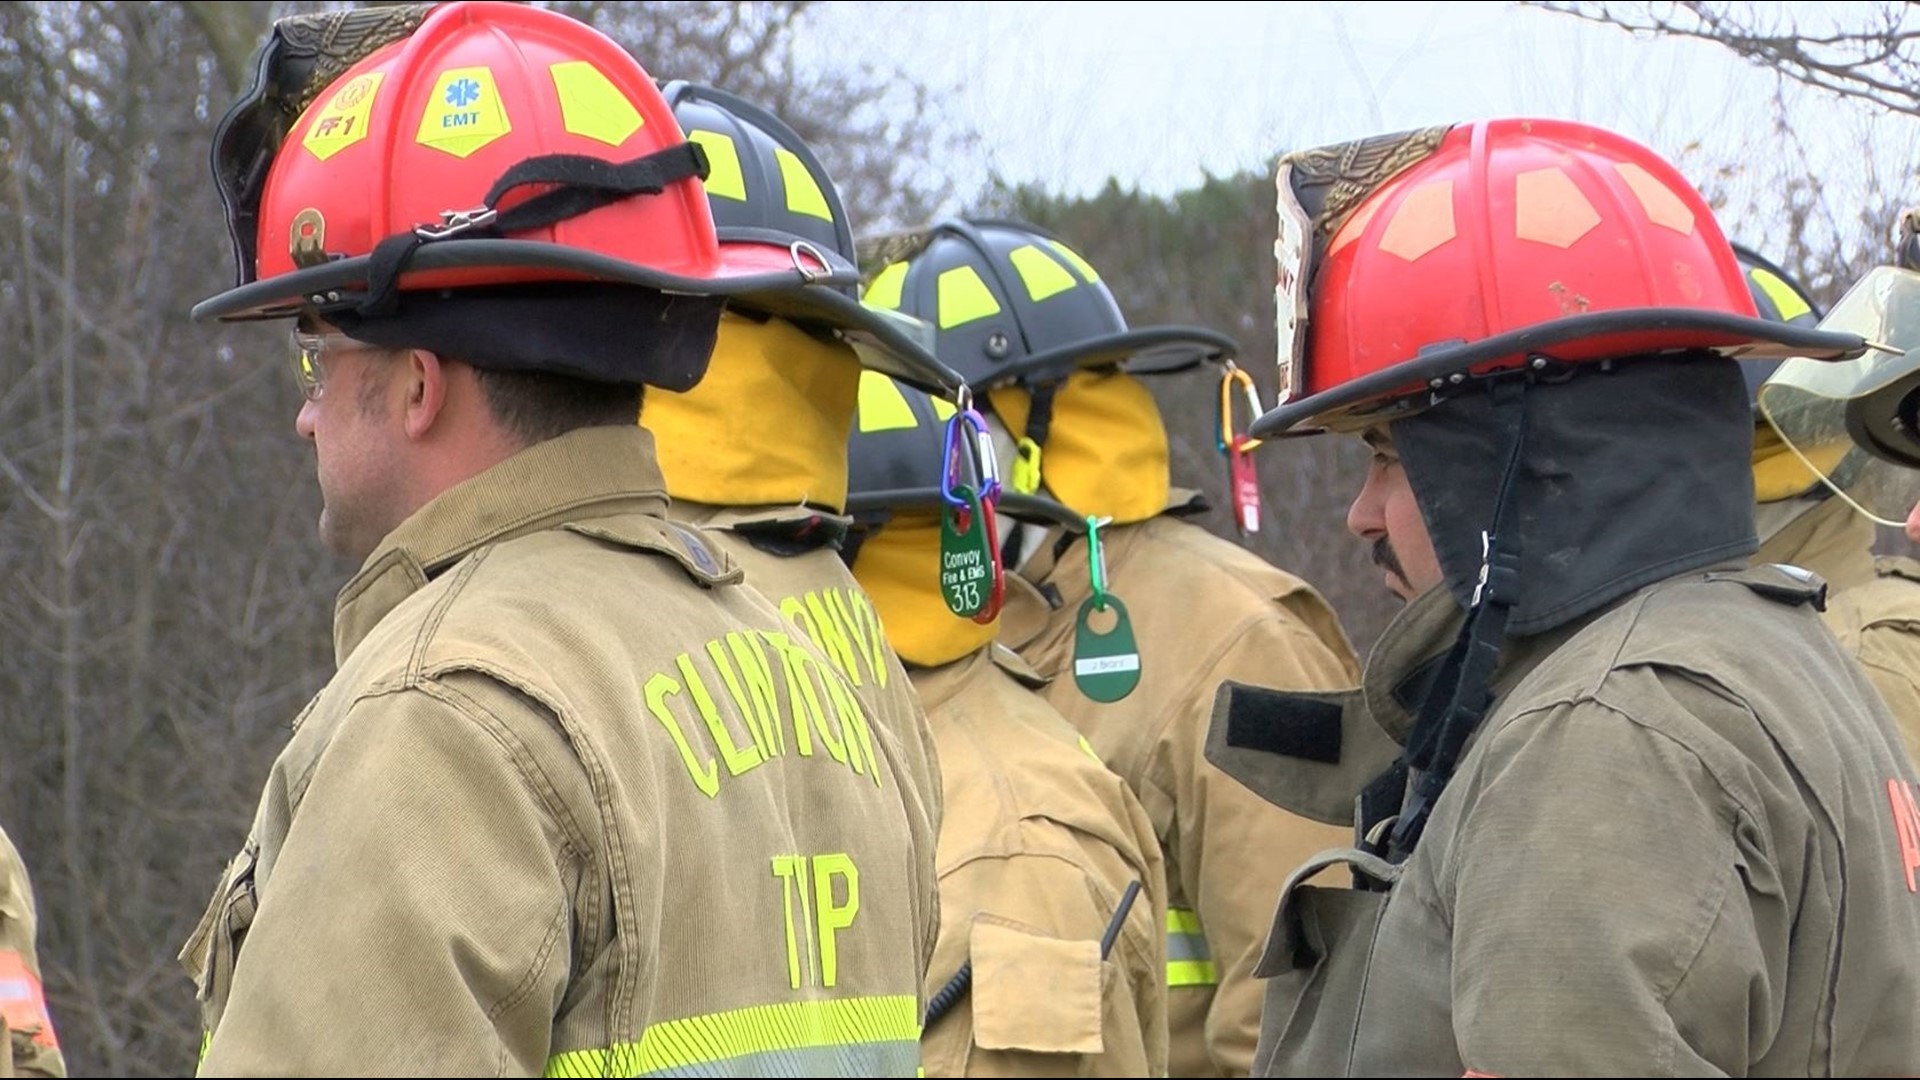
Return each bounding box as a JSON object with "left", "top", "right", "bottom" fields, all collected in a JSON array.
[{"left": 287, "top": 329, "right": 378, "bottom": 401}]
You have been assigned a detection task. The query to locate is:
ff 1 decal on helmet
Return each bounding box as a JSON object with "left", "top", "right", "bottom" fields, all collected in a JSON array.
[
  {"left": 1256, "top": 118, "right": 1868, "bottom": 439},
  {"left": 211, "top": 4, "right": 433, "bottom": 289},
  {"left": 196, "top": 1, "right": 859, "bottom": 332},
  {"left": 660, "top": 81, "right": 964, "bottom": 397}
]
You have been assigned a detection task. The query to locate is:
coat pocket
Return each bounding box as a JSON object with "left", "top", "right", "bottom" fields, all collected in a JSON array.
[
  {"left": 968, "top": 914, "right": 1105, "bottom": 1057},
  {"left": 180, "top": 843, "right": 259, "bottom": 1032},
  {"left": 1252, "top": 848, "right": 1397, "bottom": 1077}
]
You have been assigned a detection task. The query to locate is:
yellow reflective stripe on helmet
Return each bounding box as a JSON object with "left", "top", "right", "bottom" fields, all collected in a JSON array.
[
  {"left": 688, "top": 130, "right": 747, "bottom": 202},
  {"left": 550, "top": 61, "right": 643, "bottom": 147},
  {"left": 936, "top": 265, "right": 1001, "bottom": 328},
  {"left": 1749, "top": 266, "right": 1813, "bottom": 323},
  {"left": 1166, "top": 907, "right": 1217, "bottom": 987},
  {"left": 1008, "top": 243, "right": 1078, "bottom": 301},
  {"left": 543, "top": 993, "right": 921, "bottom": 1078},
  {"left": 775, "top": 147, "right": 834, "bottom": 222},
  {"left": 930, "top": 396, "right": 956, "bottom": 420},
  {"left": 865, "top": 262, "right": 908, "bottom": 311},
  {"left": 1045, "top": 238, "right": 1101, "bottom": 283},
  {"left": 857, "top": 371, "right": 918, "bottom": 433}
]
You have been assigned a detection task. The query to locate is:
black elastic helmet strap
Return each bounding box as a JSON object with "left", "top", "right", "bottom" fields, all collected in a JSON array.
[
  {"left": 358, "top": 142, "right": 711, "bottom": 318},
  {"left": 1384, "top": 375, "right": 1529, "bottom": 863},
  {"left": 1019, "top": 375, "right": 1061, "bottom": 482}
]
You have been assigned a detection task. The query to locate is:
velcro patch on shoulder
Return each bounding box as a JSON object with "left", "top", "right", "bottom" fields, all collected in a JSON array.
[
  {"left": 1223, "top": 683, "right": 1343, "bottom": 764},
  {"left": 560, "top": 518, "right": 744, "bottom": 587}
]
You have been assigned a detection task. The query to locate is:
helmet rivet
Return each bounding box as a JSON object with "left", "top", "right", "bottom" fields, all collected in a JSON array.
[
  {"left": 288, "top": 208, "right": 328, "bottom": 269},
  {"left": 1530, "top": 356, "right": 1548, "bottom": 370},
  {"left": 1449, "top": 372, "right": 1466, "bottom": 385},
  {"left": 985, "top": 332, "right": 1011, "bottom": 359}
]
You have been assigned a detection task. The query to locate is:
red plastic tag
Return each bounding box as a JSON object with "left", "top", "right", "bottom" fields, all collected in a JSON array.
[{"left": 1229, "top": 435, "right": 1262, "bottom": 535}]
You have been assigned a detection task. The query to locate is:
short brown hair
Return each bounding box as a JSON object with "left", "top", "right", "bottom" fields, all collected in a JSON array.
[{"left": 472, "top": 368, "right": 643, "bottom": 446}]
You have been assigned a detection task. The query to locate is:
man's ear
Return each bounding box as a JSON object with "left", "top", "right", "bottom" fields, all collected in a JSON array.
[{"left": 401, "top": 348, "right": 449, "bottom": 441}]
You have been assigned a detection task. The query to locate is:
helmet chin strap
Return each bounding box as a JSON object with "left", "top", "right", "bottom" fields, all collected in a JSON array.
[
  {"left": 1381, "top": 374, "right": 1530, "bottom": 864},
  {"left": 982, "top": 405, "right": 1057, "bottom": 573}
]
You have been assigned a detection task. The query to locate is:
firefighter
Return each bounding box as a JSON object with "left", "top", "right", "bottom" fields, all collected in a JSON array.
[
  {"left": 1205, "top": 117, "right": 1920, "bottom": 1075},
  {"left": 842, "top": 372, "right": 1167, "bottom": 1077},
  {"left": 641, "top": 82, "right": 964, "bottom": 836},
  {"left": 0, "top": 830, "right": 60, "bottom": 1077},
  {"left": 861, "top": 219, "right": 1361, "bottom": 1077},
  {"left": 1738, "top": 244, "right": 1920, "bottom": 765},
  {"left": 178, "top": 4, "right": 936, "bottom": 1073}
]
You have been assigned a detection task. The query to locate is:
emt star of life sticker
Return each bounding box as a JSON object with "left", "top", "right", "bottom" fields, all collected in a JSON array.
[{"left": 416, "top": 67, "right": 511, "bottom": 158}]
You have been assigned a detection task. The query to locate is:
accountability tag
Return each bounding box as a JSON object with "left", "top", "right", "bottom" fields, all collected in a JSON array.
[
  {"left": 1228, "top": 435, "right": 1262, "bottom": 535},
  {"left": 1073, "top": 516, "right": 1140, "bottom": 701},
  {"left": 1218, "top": 364, "right": 1265, "bottom": 535},
  {"left": 940, "top": 484, "right": 995, "bottom": 618},
  {"left": 1073, "top": 594, "right": 1141, "bottom": 702}
]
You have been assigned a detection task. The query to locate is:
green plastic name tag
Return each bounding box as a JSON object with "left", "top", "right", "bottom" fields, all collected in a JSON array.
[
  {"left": 940, "top": 484, "right": 994, "bottom": 618},
  {"left": 1073, "top": 594, "right": 1140, "bottom": 702}
]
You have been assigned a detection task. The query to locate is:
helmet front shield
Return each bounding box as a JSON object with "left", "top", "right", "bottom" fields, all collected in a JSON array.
[{"left": 1759, "top": 266, "right": 1920, "bottom": 524}]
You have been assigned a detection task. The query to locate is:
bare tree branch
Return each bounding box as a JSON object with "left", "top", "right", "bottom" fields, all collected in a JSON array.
[{"left": 1527, "top": 1, "right": 1920, "bottom": 117}]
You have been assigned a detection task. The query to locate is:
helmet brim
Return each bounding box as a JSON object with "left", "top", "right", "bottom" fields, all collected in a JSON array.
[
  {"left": 192, "top": 238, "right": 862, "bottom": 322},
  {"left": 726, "top": 284, "right": 967, "bottom": 397},
  {"left": 1251, "top": 309, "right": 1867, "bottom": 439},
  {"left": 844, "top": 487, "right": 1085, "bottom": 532},
  {"left": 990, "top": 325, "right": 1239, "bottom": 387},
  {"left": 197, "top": 237, "right": 968, "bottom": 397}
]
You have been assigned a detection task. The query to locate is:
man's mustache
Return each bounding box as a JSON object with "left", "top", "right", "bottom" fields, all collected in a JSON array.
[{"left": 1372, "top": 536, "right": 1405, "bottom": 583}]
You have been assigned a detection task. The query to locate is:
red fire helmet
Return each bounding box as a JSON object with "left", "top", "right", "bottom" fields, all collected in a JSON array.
[
  {"left": 196, "top": 1, "right": 844, "bottom": 324},
  {"left": 1255, "top": 118, "right": 1864, "bottom": 436}
]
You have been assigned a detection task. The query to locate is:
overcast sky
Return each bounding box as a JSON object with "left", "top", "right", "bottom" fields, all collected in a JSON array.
[{"left": 801, "top": 1, "right": 1916, "bottom": 259}]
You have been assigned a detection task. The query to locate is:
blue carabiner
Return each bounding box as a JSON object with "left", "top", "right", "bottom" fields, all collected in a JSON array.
[{"left": 941, "top": 408, "right": 997, "bottom": 508}]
